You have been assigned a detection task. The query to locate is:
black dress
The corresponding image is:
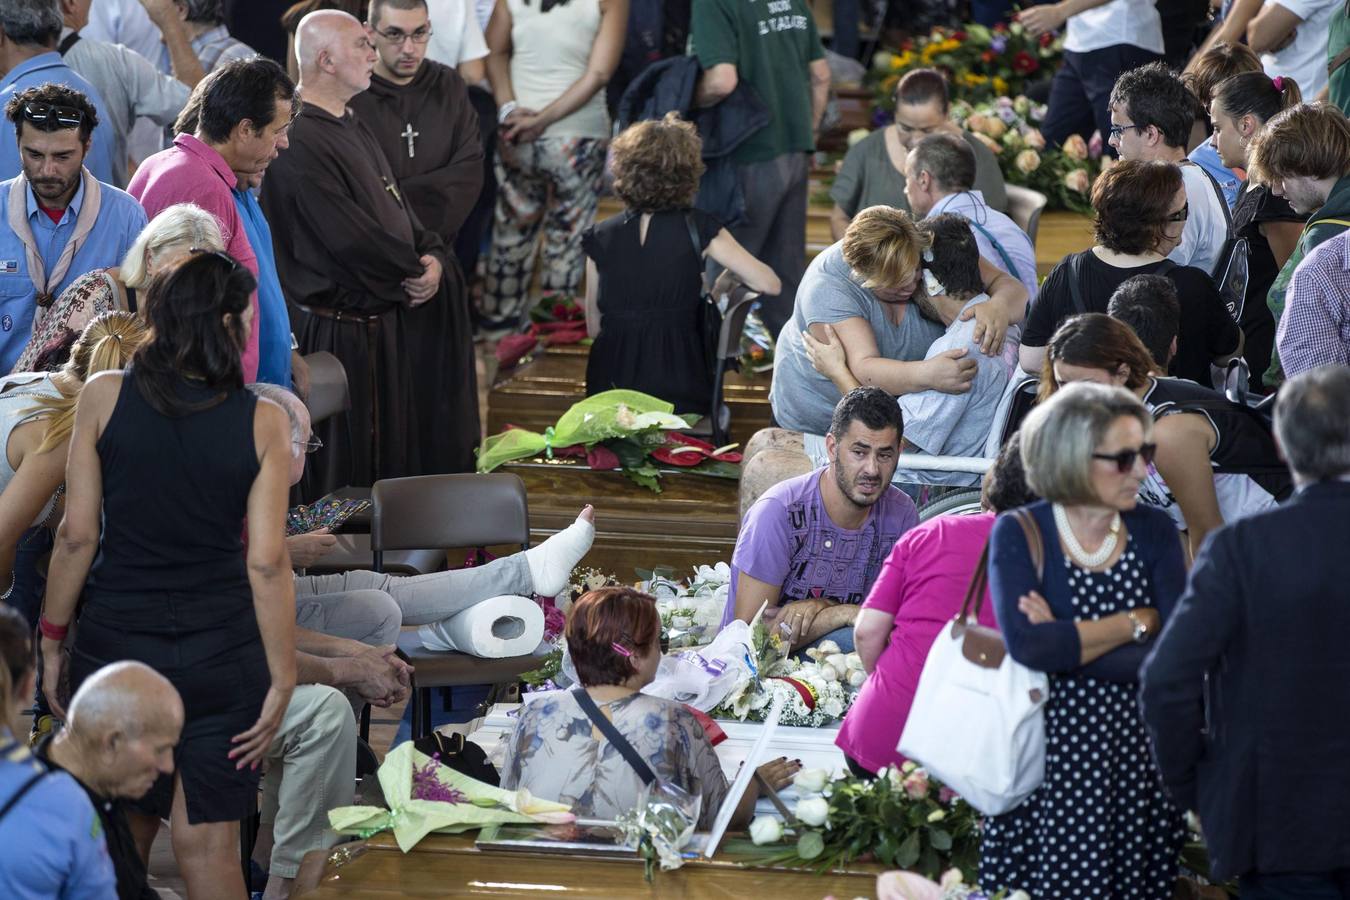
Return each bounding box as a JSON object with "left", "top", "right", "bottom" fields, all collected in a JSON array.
[
  {"left": 583, "top": 208, "right": 723, "bottom": 415},
  {"left": 1230, "top": 183, "right": 1305, "bottom": 392},
  {"left": 70, "top": 368, "right": 266, "bottom": 824}
]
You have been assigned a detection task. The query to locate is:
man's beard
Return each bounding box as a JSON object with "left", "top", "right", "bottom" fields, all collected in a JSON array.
[
  {"left": 834, "top": 456, "right": 883, "bottom": 507},
  {"left": 30, "top": 174, "right": 78, "bottom": 204}
]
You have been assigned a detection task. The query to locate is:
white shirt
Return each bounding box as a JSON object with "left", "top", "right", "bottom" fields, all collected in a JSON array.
[
  {"left": 928, "top": 190, "right": 1040, "bottom": 306},
  {"left": 1168, "top": 163, "right": 1230, "bottom": 276},
  {"left": 62, "top": 30, "right": 191, "bottom": 190},
  {"left": 83, "top": 0, "right": 166, "bottom": 165},
  {"left": 426, "top": 0, "right": 491, "bottom": 68},
  {"left": 1260, "top": 0, "right": 1340, "bottom": 100},
  {"left": 1065, "top": 0, "right": 1165, "bottom": 54}
]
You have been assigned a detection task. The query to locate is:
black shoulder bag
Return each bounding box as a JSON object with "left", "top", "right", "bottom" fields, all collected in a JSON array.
[
  {"left": 684, "top": 213, "right": 724, "bottom": 368},
  {"left": 572, "top": 688, "right": 656, "bottom": 785}
]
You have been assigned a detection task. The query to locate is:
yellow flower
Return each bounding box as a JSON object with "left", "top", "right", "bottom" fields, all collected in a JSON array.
[
  {"left": 993, "top": 76, "right": 1009, "bottom": 96},
  {"left": 897, "top": 50, "right": 915, "bottom": 68},
  {"left": 927, "top": 810, "right": 947, "bottom": 823},
  {"left": 890, "top": 54, "right": 903, "bottom": 71}
]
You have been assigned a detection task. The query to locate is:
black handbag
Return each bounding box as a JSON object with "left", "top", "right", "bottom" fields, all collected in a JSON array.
[
  {"left": 684, "top": 212, "right": 723, "bottom": 369},
  {"left": 410, "top": 731, "right": 500, "bottom": 786}
]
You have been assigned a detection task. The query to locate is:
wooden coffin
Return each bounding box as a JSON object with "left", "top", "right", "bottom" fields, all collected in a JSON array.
[
  {"left": 294, "top": 831, "right": 881, "bottom": 898},
  {"left": 504, "top": 459, "right": 738, "bottom": 581},
  {"left": 487, "top": 346, "right": 773, "bottom": 449}
]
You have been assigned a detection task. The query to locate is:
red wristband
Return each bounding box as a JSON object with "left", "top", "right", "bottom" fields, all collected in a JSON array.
[{"left": 39, "top": 616, "right": 69, "bottom": 641}]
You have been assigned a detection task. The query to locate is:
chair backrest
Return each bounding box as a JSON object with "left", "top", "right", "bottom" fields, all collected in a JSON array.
[
  {"left": 982, "top": 372, "right": 1041, "bottom": 458},
  {"left": 717, "top": 286, "right": 759, "bottom": 361},
  {"left": 1223, "top": 357, "right": 1250, "bottom": 406},
  {"left": 371, "top": 473, "right": 530, "bottom": 553},
  {"left": 304, "top": 352, "right": 350, "bottom": 425},
  {"left": 1005, "top": 184, "right": 1048, "bottom": 246}
]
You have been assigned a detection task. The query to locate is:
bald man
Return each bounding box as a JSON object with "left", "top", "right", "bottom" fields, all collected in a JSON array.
[
  {"left": 259, "top": 10, "right": 481, "bottom": 495},
  {"left": 36, "top": 662, "right": 183, "bottom": 900}
]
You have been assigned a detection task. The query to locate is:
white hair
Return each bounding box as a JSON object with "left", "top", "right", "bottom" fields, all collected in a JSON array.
[
  {"left": 65, "top": 661, "right": 179, "bottom": 740},
  {"left": 120, "top": 203, "right": 225, "bottom": 289}
]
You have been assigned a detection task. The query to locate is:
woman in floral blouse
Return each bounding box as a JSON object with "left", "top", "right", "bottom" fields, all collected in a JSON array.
[{"left": 500, "top": 587, "right": 798, "bottom": 828}]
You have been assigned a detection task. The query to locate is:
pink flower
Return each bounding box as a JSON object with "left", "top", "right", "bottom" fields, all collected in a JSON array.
[
  {"left": 902, "top": 769, "right": 930, "bottom": 800},
  {"left": 938, "top": 786, "right": 959, "bottom": 805},
  {"left": 1062, "top": 133, "right": 1089, "bottom": 161},
  {"left": 1063, "top": 168, "right": 1091, "bottom": 194},
  {"left": 1023, "top": 128, "right": 1046, "bottom": 151},
  {"left": 1013, "top": 149, "right": 1041, "bottom": 174},
  {"left": 876, "top": 871, "right": 942, "bottom": 900}
]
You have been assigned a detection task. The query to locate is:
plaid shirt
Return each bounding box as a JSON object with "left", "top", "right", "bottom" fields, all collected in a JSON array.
[{"left": 1279, "top": 231, "right": 1350, "bottom": 377}]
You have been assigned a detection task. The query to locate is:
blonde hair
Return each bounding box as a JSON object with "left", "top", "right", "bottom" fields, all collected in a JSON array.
[
  {"left": 840, "top": 206, "right": 930, "bottom": 291},
  {"left": 120, "top": 203, "right": 225, "bottom": 289},
  {"left": 26, "top": 312, "right": 148, "bottom": 455}
]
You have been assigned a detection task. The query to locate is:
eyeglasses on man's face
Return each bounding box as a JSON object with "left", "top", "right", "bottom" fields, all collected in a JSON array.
[
  {"left": 1107, "top": 123, "right": 1145, "bottom": 140},
  {"left": 294, "top": 434, "right": 324, "bottom": 454},
  {"left": 370, "top": 23, "right": 433, "bottom": 45}
]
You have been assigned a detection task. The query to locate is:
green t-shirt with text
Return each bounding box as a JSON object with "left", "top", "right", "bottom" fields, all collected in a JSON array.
[{"left": 690, "top": 0, "right": 826, "bottom": 164}]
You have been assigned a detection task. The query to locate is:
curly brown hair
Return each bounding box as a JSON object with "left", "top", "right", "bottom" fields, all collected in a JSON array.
[
  {"left": 609, "top": 113, "right": 706, "bottom": 213},
  {"left": 1091, "top": 159, "right": 1183, "bottom": 255}
]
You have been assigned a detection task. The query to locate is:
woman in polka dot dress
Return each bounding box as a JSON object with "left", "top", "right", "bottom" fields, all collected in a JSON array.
[{"left": 983, "top": 383, "right": 1189, "bottom": 899}]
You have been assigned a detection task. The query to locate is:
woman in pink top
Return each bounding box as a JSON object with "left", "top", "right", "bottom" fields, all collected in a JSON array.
[{"left": 836, "top": 435, "right": 1035, "bottom": 776}]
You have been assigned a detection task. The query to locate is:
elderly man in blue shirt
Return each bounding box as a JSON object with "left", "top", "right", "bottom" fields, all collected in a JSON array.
[
  {"left": 0, "top": 83, "right": 146, "bottom": 372},
  {"left": 903, "top": 132, "right": 1040, "bottom": 307},
  {"left": 0, "top": 0, "right": 117, "bottom": 185}
]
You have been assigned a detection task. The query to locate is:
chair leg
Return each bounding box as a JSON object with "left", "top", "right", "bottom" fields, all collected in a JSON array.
[
  {"left": 410, "top": 687, "right": 424, "bottom": 741},
  {"left": 359, "top": 703, "right": 371, "bottom": 743}
]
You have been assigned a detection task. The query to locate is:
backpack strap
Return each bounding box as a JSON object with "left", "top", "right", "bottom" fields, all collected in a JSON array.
[
  {"left": 683, "top": 212, "right": 702, "bottom": 261},
  {"left": 1181, "top": 159, "right": 1233, "bottom": 230},
  {"left": 969, "top": 220, "right": 1022, "bottom": 284},
  {"left": 0, "top": 771, "right": 48, "bottom": 823},
  {"left": 572, "top": 689, "right": 657, "bottom": 786}
]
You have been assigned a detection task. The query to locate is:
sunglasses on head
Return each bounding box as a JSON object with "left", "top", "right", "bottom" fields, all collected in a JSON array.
[
  {"left": 1092, "top": 443, "right": 1157, "bottom": 473},
  {"left": 22, "top": 101, "right": 84, "bottom": 129},
  {"left": 190, "top": 247, "right": 240, "bottom": 271}
]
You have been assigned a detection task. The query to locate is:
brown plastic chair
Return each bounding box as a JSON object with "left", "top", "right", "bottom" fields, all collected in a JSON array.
[
  {"left": 370, "top": 473, "right": 548, "bottom": 739},
  {"left": 300, "top": 351, "right": 373, "bottom": 534}
]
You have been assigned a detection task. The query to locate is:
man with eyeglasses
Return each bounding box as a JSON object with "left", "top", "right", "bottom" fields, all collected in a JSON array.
[
  {"left": 0, "top": 84, "right": 146, "bottom": 372},
  {"left": 0, "top": 0, "right": 117, "bottom": 185},
  {"left": 349, "top": 0, "right": 484, "bottom": 260},
  {"left": 830, "top": 68, "right": 1008, "bottom": 242},
  {"left": 130, "top": 55, "right": 299, "bottom": 385},
  {"left": 261, "top": 10, "right": 481, "bottom": 493},
  {"left": 1108, "top": 62, "right": 1231, "bottom": 276}
]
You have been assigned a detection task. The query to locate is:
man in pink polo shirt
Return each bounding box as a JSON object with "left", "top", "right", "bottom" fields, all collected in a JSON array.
[{"left": 129, "top": 57, "right": 297, "bottom": 382}]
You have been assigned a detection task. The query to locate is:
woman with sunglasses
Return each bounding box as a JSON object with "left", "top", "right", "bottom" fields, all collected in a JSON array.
[
  {"left": 981, "top": 382, "right": 1186, "bottom": 900},
  {"left": 38, "top": 251, "right": 295, "bottom": 900},
  {"left": 1040, "top": 313, "right": 1288, "bottom": 560},
  {"left": 1018, "top": 159, "right": 1243, "bottom": 387}
]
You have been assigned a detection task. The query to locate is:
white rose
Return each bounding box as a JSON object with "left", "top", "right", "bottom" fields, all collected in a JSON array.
[
  {"left": 848, "top": 669, "right": 867, "bottom": 688},
  {"left": 822, "top": 697, "right": 844, "bottom": 718},
  {"left": 793, "top": 768, "right": 830, "bottom": 794},
  {"left": 748, "top": 815, "right": 784, "bottom": 845},
  {"left": 847, "top": 127, "right": 871, "bottom": 147},
  {"left": 814, "top": 640, "right": 841, "bottom": 655},
  {"left": 1009, "top": 893, "right": 1032, "bottom": 900},
  {"left": 819, "top": 665, "right": 839, "bottom": 682},
  {"left": 795, "top": 796, "right": 830, "bottom": 827},
  {"left": 845, "top": 654, "right": 865, "bottom": 671},
  {"left": 825, "top": 653, "right": 848, "bottom": 672}
]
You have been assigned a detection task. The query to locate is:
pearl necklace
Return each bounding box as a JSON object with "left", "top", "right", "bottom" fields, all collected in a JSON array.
[{"left": 1052, "top": 503, "right": 1122, "bottom": 568}]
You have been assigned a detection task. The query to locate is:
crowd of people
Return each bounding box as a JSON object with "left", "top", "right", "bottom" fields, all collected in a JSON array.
[{"left": 1, "top": 0, "right": 1350, "bottom": 897}]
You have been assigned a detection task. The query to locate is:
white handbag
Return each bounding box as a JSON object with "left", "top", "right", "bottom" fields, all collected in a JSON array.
[{"left": 897, "top": 509, "right": 1048, "bottom": 817}]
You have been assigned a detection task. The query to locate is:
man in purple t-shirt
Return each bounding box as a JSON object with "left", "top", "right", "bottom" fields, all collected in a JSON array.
[{"left": 723, "top": 387, "right": 917, "bottom": 650}]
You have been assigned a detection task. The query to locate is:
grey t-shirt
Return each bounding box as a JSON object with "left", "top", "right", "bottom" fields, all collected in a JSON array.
[
  {"left": 894, "top": 295, "right": 1020, "bottom": 485},
  {"left": 830, "top": 128, "right": 1009, "bottom": 217},
  {"left": 770, "top": 243, "right": 945, "bottom": 434}
]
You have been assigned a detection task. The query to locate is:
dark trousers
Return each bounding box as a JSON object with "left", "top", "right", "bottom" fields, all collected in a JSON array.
[
  {"left": 454, "top": 85, "right": 499, "bottom": 290},
  {"left": 6, "top": 527, "right": 52, "bottom": 719},
  {"left": 832, "top": 0, "right": 860, "bottom": 58},
  {"left": 1041, "top": 45, "right": 1163, "bottom": 154},
  {"left": 719, "top": 152, "right": 809, "bottom": 338},
  {"left": 1241, "top": 871, "right": 1350, "bottom": 899}
]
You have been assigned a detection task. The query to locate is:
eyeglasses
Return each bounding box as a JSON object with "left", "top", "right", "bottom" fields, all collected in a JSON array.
[
  {"left": 294, "top": 434, "right": 324, "bottom": 454},
  {"left": 1164, "top": 202, "right": 1189, "bottom": 223},
  {"left": 22, "top": 101, "right": 85, "bottom": 129},
  {"left": 190, "top": 247, "right": 240, "bottom": 270},
  {"left": 1092, "top": 443, "right": 1157, "bottom": 473},
  {"left": 370, "top": 23, "right": 433, "bottom": 44},
  {"left": 1107, "top": 123, "right": 1145, "bottom": 140}
]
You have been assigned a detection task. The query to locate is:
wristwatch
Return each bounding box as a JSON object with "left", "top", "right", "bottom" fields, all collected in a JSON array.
[{"left": 1126, "top": 610, "right": 1149, "bottom": 645}]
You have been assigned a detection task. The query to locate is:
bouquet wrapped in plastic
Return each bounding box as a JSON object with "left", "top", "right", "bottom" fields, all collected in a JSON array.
[{"left": 328, "top": 741, "right": 574, "bottom": 852}]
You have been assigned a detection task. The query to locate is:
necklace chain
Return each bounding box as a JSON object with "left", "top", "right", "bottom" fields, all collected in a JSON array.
[{"left": 1052, "top": 503, "right": 1121, "bottom": 568}]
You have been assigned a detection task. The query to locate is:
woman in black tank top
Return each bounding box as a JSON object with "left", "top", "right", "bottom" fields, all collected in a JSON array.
[
  {"left": 1040, "top": 314, "right": 1288, "bottom": 559},
  {"left": 37, "top": 252, "right": 297, "bottom": 899}
]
